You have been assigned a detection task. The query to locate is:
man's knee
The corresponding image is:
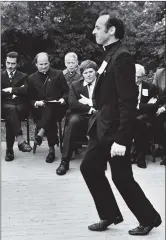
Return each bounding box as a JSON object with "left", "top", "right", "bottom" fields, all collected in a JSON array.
[
  {"left": 68, "top": 114, "right": 80, "bottom": 125},
  {"left": 4, "top": 104, "right": 16, "bottom": 112}
]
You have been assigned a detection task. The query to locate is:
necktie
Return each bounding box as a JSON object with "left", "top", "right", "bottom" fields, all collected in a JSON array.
[{"left": 10, "top": 72, "right": 14, "bottom": 79}]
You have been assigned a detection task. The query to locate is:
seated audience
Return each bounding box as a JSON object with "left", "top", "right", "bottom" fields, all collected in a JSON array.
[
  {"left": 56, "top": 60, "right": 97, "bottom": 175},
  {"left": 1, "top": 51, "right": 32, "bottom": 161},
  {"left": 63, "top": 52, "right": 82, "bottom": 86},
  {"left": 132, "top": 64, "right": 158, "bottom": 168},
  {"left": 28, "top": 52, "right": 69, "bottom": 163},
  {"left": 153, "top": 67, "right": 166, "bottom": 165}
]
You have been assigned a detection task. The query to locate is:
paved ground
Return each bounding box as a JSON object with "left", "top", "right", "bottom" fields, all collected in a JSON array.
[{"left": 1, "top": 141, "right": 165, "bottom": 240}]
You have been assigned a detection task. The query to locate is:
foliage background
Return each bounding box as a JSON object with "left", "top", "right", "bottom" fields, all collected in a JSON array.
[
  {"left": 1, "top": 1, "right": 165, "bottom": 141},
  {"left": 1, "top": 1, "right": 165, "bottom": 76}
]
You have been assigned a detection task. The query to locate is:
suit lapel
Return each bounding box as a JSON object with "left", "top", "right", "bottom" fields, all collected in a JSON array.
[
  {"left": 141, "top": 81, "right": 148, "bottom": 103},
  {"left": 93, "top": 42, "right": 121, "bottom": 100},
  {"left": 11, "top": 70, "right": 22, "bottom": 86},
  {"left": 2, "top": 70, "right": 10, "bottom": 87},
  {"left": 79, "top": 81, "right": 89, "bottom": 98}
]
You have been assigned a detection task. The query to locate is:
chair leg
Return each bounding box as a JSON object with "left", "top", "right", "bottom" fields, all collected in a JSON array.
[
  {"left": 26, "top": 118, "right": 30, "bottom": 144},
  {"left": 151, "top": 138, "right": 156, "bottom": 163},
  {"left": 33, "top": 127, "right": 38, "bottom": 154},
  {"left": 58, "top": 121, "right": 63, "bottom": 153}
]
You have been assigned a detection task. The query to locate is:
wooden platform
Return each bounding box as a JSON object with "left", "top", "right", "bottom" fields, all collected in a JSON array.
[{"left": 1, "top": 141, "right": 165, "bottom": 240}]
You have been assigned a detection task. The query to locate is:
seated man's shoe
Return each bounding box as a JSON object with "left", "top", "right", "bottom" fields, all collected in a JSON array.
[
  {"left": 129, "top": 214, "right": 162, "bottom": 236},
  {"left": 88, "top": 216, "right": 123, "bottom": 231},
  {"left": 137, "top": 153, "right": 147, "bottom": 168},
  {"left": 18, "top": 142, "right": 32, "bottom": 152},
  {"left": 131, "top": 153, "right": 138, "bottom": 164},
  {"left": 56, "top": 160, "right": 69, "bottom": 175},
  {"left": 45, "top": 152, "right": 55, "bottom": 163},
  {"left": 35, "top": 135, "right": 42, "bottom": 146},
  {"left": 160, "top": 155, "right": 166, "bottom": 165},
  {"left": 5, "top": 149, "right": 14, "bottom": 161}
]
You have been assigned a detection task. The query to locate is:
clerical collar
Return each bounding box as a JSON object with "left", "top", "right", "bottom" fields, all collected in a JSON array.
[
  {"left": 38, "top": 69, "right": 50, "bottom": 76},
  {"left": 103, "top": 40, "right": 120, "bottom": 52}
]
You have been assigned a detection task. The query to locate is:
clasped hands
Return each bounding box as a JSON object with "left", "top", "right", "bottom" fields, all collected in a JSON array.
[{"left": 147, "top": 97, "right": 165, "bottom": 116}]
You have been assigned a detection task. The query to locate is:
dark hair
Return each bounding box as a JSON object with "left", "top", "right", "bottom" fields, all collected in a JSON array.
[
  {"left": 79, "top": 60, "right": 98, "bottom": 74},
  {"left": 33, "top": 52, "right": 50, "bottom": 64},
  {"left": 99, "top": 10, "right": 125, "bottom": 39},
  {"left": 6, "top": 51, "right": 19, "bottom": 62}
]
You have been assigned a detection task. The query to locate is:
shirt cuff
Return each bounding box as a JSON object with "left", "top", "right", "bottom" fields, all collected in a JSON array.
[
  {"left": 34, "top": 101, "right": 38, "bottom": 108},
  {"left": 89, "top": 99, "right": 93, "bottom": 107},
  {"left": 88, "top": 107, "right": 94, "bottom": 114}
]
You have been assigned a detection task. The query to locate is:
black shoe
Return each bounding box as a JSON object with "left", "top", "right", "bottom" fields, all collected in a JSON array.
[
  {"left": 5, "top": 149, "right": 14, "bottom": 161},
  {"left": 88, "top": 216, "right": 123, "bottom": 231},
  {"left": 45, "top": 152, "right": 55, "bottom": 163},
  {"left": 160, "top": 156, "right": 166, "bottom": 165},
  {"left": 56, "top": 160, "right": 69, "bottom": 175},
  {"left": 129, "top": 214, "right": 162, "bottom": 236},
  {"left": 33, "top": 136, "right": 43, "bottom": 154},
  {"left": 137, "top": 153, "right": 147, "bottom": 168},
  {"left": 18, "top": 141, "right": 32, "bottom": 152},
  {"left": 35, "top": 135, "right": 42, "bottom": 146}
]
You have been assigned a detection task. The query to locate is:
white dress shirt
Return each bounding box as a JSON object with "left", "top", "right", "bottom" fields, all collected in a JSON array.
[{"left": 83, "top": 79, "right": 96, "bottom": 100}]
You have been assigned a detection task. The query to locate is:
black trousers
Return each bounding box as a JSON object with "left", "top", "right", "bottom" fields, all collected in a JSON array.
[
  {"left": 80, "top": 133, "right": 159, "bottom": 226},
  {"left": 62, "top": 114, "right": 89, "bottom": 161},
  {"left": 134, "top": 115, "right": 152, "bottom": 154},
  {"left": 32, "top": 103, "right": 66, "bottom": 147},
  {"left": 155, "top": 112, "right": 166, "bottom": 154},
  {"left": 2, "top": 102, "right": 28, "bottom": 149}
]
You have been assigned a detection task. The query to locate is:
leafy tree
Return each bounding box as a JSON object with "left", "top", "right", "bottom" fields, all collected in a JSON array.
[{"left": 1, "top": 1, "right": 165, "bottom": 74}]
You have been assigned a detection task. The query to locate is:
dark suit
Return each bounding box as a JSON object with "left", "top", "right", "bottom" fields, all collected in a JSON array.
[
  {"left": 1, "top": 70, "right": 29, "bottom": 149},
  {"left": 62, "top": 79, "right": 92, "bottom": 161},
  {"left": 134, "top": 81, "right": 158, "bottom": 154},
  {"left": 80, "top": 41, "right": 159, "bottom": 226},
  {"left": 153, "top": 68, "right": 166, "bottom": 154},
  {"left": 28, "top": 68, "right": 69, "bottom": 147}
]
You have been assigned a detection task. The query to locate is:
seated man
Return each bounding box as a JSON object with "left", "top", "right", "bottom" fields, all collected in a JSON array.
[
  {"left": 153, "top": 67, "right": 166, "bottom": 165},
  {"left": 28, "top": 52, "right": 69, "bottom": 163},
  {"left": 1, "top": 51, "right": 32, "bottom": 161},
  {"left": 63, "top": 52, "right": 82, "bottom": 86},
  {"left": 56, "top": 60, "right": 97, "bottom": 175},
  {"left": 133, "top": 64, "right": 158, "bottom": 168}
]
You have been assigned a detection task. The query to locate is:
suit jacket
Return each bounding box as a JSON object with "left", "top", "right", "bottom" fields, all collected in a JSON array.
[
  {"left": 88, "top": 41, "right": 138, "bottom": 146},
  {"left": 63, "top": 67, "right": 83, "bottom": 86},
  {"left": 28, "top": 68, "right": 69, "bottom": 106},
  {"left": 153, "top": 68, "right": 166, "bottom": 108},
  {"left": 138, "top": 81, "right": 158, "bottom": 116},
  {"left": 1, "top": 70, "right": 28, "bottom": 105},
  {"left": 68, "top": 79, "right": 91, "bottom": 114}
]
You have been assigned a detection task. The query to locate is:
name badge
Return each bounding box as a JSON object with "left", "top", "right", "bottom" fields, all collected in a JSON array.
[
  {"left": 97, "top": 60, "right": 108, "bottom": 75},
  {"left": 142, "top": 89, "right": 148, "bottom": 96}
]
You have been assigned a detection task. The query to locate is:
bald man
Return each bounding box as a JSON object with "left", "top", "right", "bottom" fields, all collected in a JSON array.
[
  {"left": 28, "top": 52, "right": 69, "bottom": 163},
  {"left": 133, "top": 64, "right": 158, "bottom": 168}
]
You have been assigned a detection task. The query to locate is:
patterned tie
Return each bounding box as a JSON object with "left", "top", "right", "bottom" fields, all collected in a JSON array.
[{"left": 10, "top": 71, "right": 14, "bottom": 79}]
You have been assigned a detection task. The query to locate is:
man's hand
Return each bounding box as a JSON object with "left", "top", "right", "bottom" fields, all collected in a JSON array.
[
  {"left": 35, "top": 100, "right": 45, "bottom": 107},
  {"left": 148, "top": 97, "right": 157, "bottom": 104},
  {"left": 12, "top": 94, "right": 17, "bottom": 99},
  {"left": 110, "top": 142, "right": 126, "bottom": 158},
  {"left": 89, "top": 107, "right": 96, "bottom": 114},
  {"left": 2, "top": 87, "right": 12, "bottom": 93},
  {"left": 156, "top": 106, "right": 166, "bottom": 116},
  {"left": 58, "top": 98, "right": 65, "bottom": 104},
  {"left": 79, "top": 94, "right": 93, "bottom": 106}
]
